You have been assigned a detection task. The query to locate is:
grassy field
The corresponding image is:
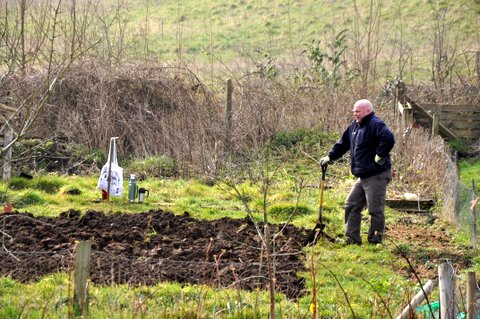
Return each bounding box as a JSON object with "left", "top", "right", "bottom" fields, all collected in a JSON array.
[
  {"left": 111, "top": 0, "right": 480, "bottom": 82},
  {"left": 0, "top": 151, "right": 477, "bottom": 318}
]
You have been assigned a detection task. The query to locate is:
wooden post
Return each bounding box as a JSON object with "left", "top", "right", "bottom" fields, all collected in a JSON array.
[
  {"left": 396, "top": 278, "right": 438, "bottom": 319},
  {"left": 0, "top": 103, "right": 16, "bottom": 182},
  {"left": 432, "top": 113, "right": 440, "bottom": 139},
  {"left": 472, "top": 180, "right": 478, "bottom": 249},
  {"left": 74, "top": 240, "right": 91, "bottom": 315},
  {"left": 1, "top": 127, "right": 12, "bottom": 181},
  {"left": 395, "top": 80, "right": 406, "bottom": 125},
  {"left": 466, "top": 272, "right": 478, "bottom": 319},
  {"left": 438, "top": 261, "right": 457, "bottom": 319},
  {"left": 396, "top": 81, "right": 406, "bottom": 107},
  {"left": 224, "top": 78, "right": 233, "bottom": 159}
]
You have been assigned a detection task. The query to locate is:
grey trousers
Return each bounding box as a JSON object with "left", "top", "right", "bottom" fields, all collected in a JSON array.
[{"left": 344, "top": 170, "right": 392, "bottom": 244}]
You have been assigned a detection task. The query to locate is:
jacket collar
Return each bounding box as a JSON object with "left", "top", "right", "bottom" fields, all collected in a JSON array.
[{"left": 358, "top": 112, "right": 375, "bottom": 127}]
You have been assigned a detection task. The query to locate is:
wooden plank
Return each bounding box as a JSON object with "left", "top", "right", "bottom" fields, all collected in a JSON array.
[
  {"left": 408, "top": 98, "right": 458, "bottom": 140},
  {"left": 438, "top": 113, "right": 480, "bottom": 121},
  {"left": 386, "top": 198, "right": 435, "bottom": 212},
  {"left": 396, "top": 279, "right": 438, "bottom": 319},
  {"left": 445, "top": 122, "right": 480, "bottom": 130},
  {"left": 447, "top": 128, "right": 480, "bottom": 136},
  {"left": 422, "top": 103, "right": 480, "bottom": 113}
]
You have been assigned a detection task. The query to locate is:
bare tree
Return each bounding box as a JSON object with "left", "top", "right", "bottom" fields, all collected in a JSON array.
[{"left": 0, "top": 0, "right": 100, "bottom": 168}]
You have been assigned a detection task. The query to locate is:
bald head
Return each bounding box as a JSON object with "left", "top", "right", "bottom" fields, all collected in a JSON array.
[{"left": 353, "top": 99, "right": 373, "bottom": 123}]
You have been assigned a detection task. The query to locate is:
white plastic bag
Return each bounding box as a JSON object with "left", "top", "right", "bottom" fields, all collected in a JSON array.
[{"left": 97, "top": 138, "right": 124, "bottom": 197}]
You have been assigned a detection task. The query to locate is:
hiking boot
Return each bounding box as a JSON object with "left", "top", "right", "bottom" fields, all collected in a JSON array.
[{"left": 335, "top": 237, "right": 362, "bottom": 246}]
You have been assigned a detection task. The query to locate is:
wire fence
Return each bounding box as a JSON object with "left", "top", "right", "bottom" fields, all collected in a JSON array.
[{"left": 443, "top": 152, "right": 478, "bottom": 247}]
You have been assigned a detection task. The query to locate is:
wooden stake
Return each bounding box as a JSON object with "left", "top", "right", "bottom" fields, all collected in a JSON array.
[
  {"left": 466, "top": 272, "right": 478, "bottom": 319},
  {"left": 74, "top": 240, "right": 91, "bottom": 315},
  {"left": 225, "top": 78, "right": 233, "bottom": 159},
  {"left": 396, "top": 278, "right": 438, "bottom": 319},
  {"left": 439, "top": 261, "right": 457, "bottom": 319}
]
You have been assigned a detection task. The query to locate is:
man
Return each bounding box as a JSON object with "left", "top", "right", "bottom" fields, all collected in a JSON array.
[{"left": 320, "top": 99, "right": 395, "bottom": 245}]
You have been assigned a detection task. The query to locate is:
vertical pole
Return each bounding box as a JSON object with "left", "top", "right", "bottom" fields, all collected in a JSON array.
[
  {"left": 74, "top": 240, "right": 91, "bottom": 316},
  {"left": 2, "top": 127, "right": 12, "bottom": 181},
  {"left": 225, "top": 78, "right": 233, "bottom": 160},
  {"left": 432, "top": 113, "right": 439, "bottom": 139},
  {"left": 438, "top": 261, "right": 457, "bottom": 319},
  {"left": 106, "top": 138, "right": 116, "bottom": 202},
  {"left": 395, "top": 80, "right": 406, "bottom": 117},
  {"left": 472, "top": 180, "right": 478, "bottom": 249},
  {"left": 467, "top": 272, "right": 477, "bottom": 319}
]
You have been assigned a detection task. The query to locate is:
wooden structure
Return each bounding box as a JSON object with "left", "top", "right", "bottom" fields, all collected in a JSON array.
[
  {"left": 385, "top": 198, "right": 435, "bottom": 213},
  {"left": 0, "top": 103, "right": 16, "bottom": 181},
  {"left": 395, "top": 81, "right": 480, "bottom": 145}
]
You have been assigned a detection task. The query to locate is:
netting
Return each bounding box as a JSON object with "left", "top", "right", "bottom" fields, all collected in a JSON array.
[{"left": 442, "top": 153, "right": 478, "bottom": 246}]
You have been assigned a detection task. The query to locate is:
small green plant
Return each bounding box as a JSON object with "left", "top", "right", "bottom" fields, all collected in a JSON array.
[
  {"left": 448, "top": 138, "right": 469, "bottom": 153},
  {"left": 8, "top": 177, "right": 32, "bottom": 190},
  {"left": 35, "top": 177, "right": 64, "bottom": 194},
  {"left": 391, "top": 242, "right": 412, "bottom": 255},
  {"left": 305, "top": 29, "right": 359, "bottom": 89},
  {"left": 14, "top": 191, "right": 45, "bottom": 208},
  {"left": 268, "top": 203, "right": 312, "bottom": 219}
]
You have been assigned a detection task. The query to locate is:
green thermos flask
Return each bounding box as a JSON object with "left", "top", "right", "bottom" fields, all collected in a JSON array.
[{"left": 128, "top": 174, "right": 137, "bottom": 203}]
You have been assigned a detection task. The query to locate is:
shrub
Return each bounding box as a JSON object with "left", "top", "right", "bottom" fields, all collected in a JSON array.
[{"left": 270, "top": 128, "right": 337, "bottom": 153}]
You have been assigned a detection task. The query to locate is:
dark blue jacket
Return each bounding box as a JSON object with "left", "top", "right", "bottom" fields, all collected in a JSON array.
[{"left": 327, "top": 112, "right": 395, "bottom": 178}]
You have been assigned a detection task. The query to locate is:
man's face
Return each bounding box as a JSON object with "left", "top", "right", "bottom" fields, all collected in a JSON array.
[{"left": 352, "top": 103, "right": 371, "bottom": 123}]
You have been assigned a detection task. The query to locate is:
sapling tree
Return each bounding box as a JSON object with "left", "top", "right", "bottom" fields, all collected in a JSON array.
[{"left": 218, "top": 147, "right": 307, "bottom": 319}]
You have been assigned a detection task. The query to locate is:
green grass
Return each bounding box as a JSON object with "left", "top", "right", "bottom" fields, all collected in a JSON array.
[
  {"left": 0, "top": 157, "right": 434, "bottom": 318},
  {"left": 0, "top": 274, "right": 300, "bottom": 318},
  {"left": 97, "top": 0, "right": 479, "bottom": 83},
  {"left": 1, "top": 130, "right": 477, "bottom": 317},
  {"left": 458, "top": 158, "right": 480, "bottom": 193}
]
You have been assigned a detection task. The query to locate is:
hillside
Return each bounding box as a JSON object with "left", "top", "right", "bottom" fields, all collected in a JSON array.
[{"left": 113, "top": 0, "right": 480, "bottom": 82}]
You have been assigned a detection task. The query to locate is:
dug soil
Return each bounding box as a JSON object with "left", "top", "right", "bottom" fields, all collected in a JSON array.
[
  {"left": 0, "top": 210, "right": 308, "bottom": 299},
  {"left": 0, "top": 210, "right": 474, "bottom": 299}
]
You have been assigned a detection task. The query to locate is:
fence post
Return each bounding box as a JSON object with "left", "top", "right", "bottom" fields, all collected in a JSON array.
[
  {"left": 0, "top": 104, "right": 15, "bottom": 182},
  {"left": 2, "top": 126, "right": 12, "bottom": 181},
  {"left": 467, "top": 272, "right": 478, "bottom": 319},
  {"left": 224, "top": 78, "right": 233, "bottom": 160},
  {"left": 432, "top": 113, "right": 440, "bottom": 139},
  {"left": 74, "top": 240, "right": 91, "bottom": 316},
  {"left": 438, "top": 261, "right": 457, "bottom": 319},
  {"left": 472, "top": 180, "right": 478, "bottom": 249},
  {"left": 395, "top": 80, "right": 405, "bottom": 122}
]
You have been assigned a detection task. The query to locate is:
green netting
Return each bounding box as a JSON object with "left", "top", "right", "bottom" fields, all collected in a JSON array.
[{"left": 416, "top": 301, "right": 467, "bottom": 319}]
